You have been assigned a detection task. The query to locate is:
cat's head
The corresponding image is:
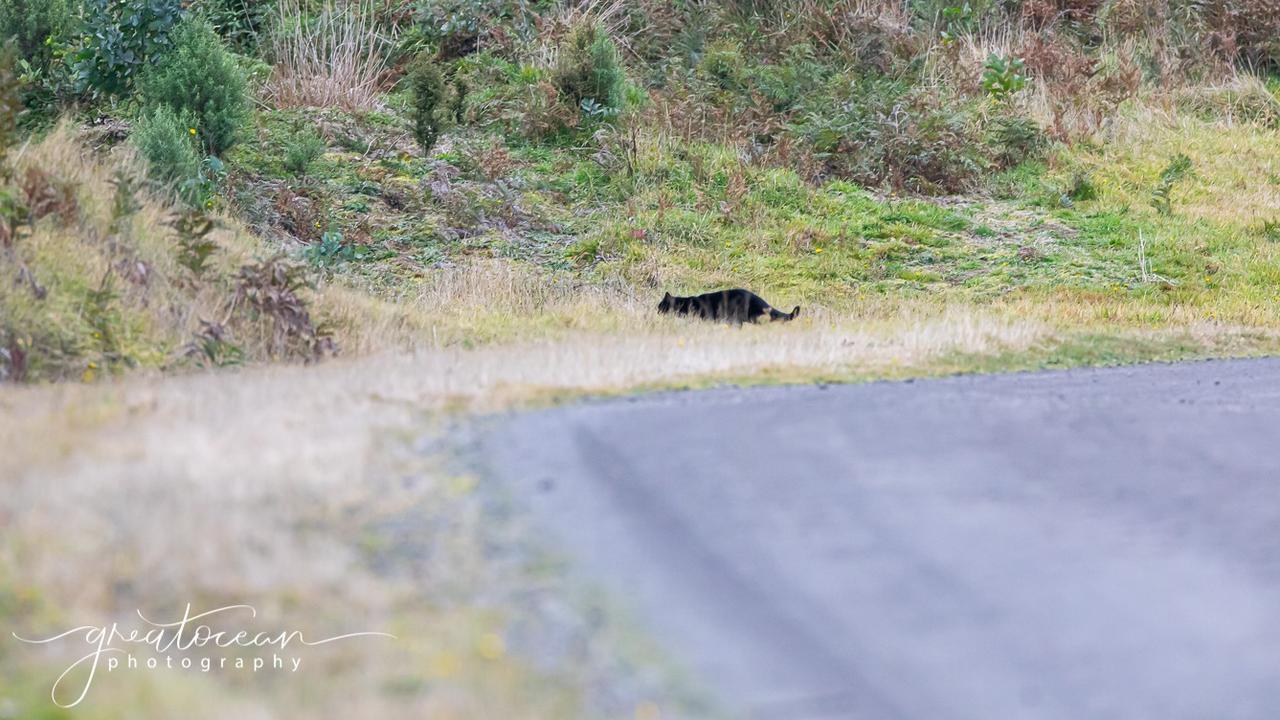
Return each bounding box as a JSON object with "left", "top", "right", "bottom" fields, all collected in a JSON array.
[{"left": 657, "top": 292, "right": 674, "bottom": 313}]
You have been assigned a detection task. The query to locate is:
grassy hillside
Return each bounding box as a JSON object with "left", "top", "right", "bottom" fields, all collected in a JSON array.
[{"left": 2, "top": 0, "right": 1279, "bottom": 383}]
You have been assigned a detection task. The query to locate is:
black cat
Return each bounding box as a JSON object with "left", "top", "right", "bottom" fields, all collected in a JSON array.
[{"left": 657, "top": 289, "right": 800, "bottom": 324}]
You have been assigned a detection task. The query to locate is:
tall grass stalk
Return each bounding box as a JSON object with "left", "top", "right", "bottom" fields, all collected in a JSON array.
[{"left": 266, "top": 0, "right": 391, "bottom": 111}]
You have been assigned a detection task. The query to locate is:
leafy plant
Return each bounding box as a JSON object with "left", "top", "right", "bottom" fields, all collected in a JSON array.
[
  {"left": 940, "top": 2, "right": 977, "bottom": 32},
  {"left": 753, "top": 43, "right": 829, "bottom": 112},
  {"left": 139, "top": 17, "right": 248, "bottom": 156},
  {"left": 414, "top": 0, "right": 532, "bottom": 59},
  {"left": 72, "top": 0, "right": 186, "bottom": 97},
  {"left": 0, "top": 0, "right": 71, "bottom": 74},
  {"left": 408, "top": 53, "right": 446, "bottom": 154},
  {"left": 987, "top": 114, "right": 1044, "bottom": 167},
  {"left": 0, "top": 40, "right": 19, "bottom": 171},
  {"left": 1066, "top": 171, "right": 1098, "bottom": 202},
  {"left": 178, "top": 155, "right": 226, "bottom": 209},
  {"left": 0, "top": 0, "right": 75, "bottom": 116},
  {"left": 793, "top": 77, "right": 996, "bottom": 193},
  {"left": 83, "top": 271, "right": 124, "bottom": 371},
  {"left": 1150, "top": 153, "right": 1193, "bottom": 215},
  {"left": 183, "top": 319, "right": 243, "bottom": 367},
  {"left": 108, "top": 168, "right": 141, "bottom": 232},
  {"left": 190, "top": 0, "right": 274, "bottom": 53},
  {"left": 580, "top": 97, "right": 618, "bottom": 121},
  {"left": 552, "top": 20, "right": 625, "bottom": 117},
  {"left": 132, "top": 105, "right": 201, "bottom": 187},
  {"left": 451, "top": 75, "right": 468, "bottom": 123},
  {"left": 982, "top": 53, "right": 1027, "bottom": 100},
  {"left": 0, "top": 185, "right": 27, "bottom": 248},
  {"left": 284, "top": 128, "right": 326, "bottom": 176},
  {"left": 699, "top": 39, "right": 746, "bottom": 92},
  {"left": 171, "top": 210, "right": 218, "bottom": 276},
  {"left": 303, "top": 228, "right": 370, "bottom": 268},
  {"left": 231, "top": 254, "right": 334, "bottom": 359},
  {"left": 0, "top": 331, "right": 28, "bottom": 382}
]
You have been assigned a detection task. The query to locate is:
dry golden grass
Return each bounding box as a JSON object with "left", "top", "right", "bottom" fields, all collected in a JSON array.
[
  {"left": 1, "top": 285, "right": 1095, "bottom": 719},
  {"left": 1087, "top": 110, "right": 1280, "bottom": 229},
  {"left": 8, "top": 230, "right": 1279, "bottom": 720},
  {"left": 0, "top": 125, "right": 305, "bottom": 381},
  {"left": 265, "top": 0, "right": 392, "bottom": 112}
]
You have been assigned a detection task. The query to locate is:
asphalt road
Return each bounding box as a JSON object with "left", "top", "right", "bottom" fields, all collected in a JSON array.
[{"left": 484, "top": 358, "right": 1280, "bottom": 719}]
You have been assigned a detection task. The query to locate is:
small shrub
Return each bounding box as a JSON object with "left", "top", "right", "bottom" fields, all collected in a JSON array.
[
  {"left": 133, "top": 105, "right": 201, "bottom": 186},
  {"left": 231, "top": 253, "right": 334, "bottom": 360},
  {"left": 408, "top": 53, "right": 446, "bottom": 154},
  {"left": 1066, "top": 171, "right": 1098, "bottom": 202},
  {"left": 1259, "top": 219, "right": 1280, "bottom": 242},
  {"left": 171, "top": 210, "right": 218, "bottom": 276},
  {"left": 414, "top": 0, "right": 532, "bottom": 59},
  {"left": 176, "top": 155, "right": 227, "bottom": 210},
  {"left": 1, "top": 0, "right": 75, "bottom": 121},
  {"left": 83, "top": 271, "right": 125, "bottom": 371},
  {"left": 1203, "top": 0, "right": 1280, "bottom": 71},
  {"left": 72, "top": 0, "right": 186, "bottom": 97},
  {"left": 19, "top": 165, "right": 78, "bottom": 223},
  {"left": 0, "top": 41, "right": 18, "bottom": 167},
  {"left": 190, "top": 0, "right": 275, "bottom": 53},
  {"left": 303, "top": 228, "right": 361, "bottom": 268},
  {"left": 284, "top": 128, "right": 326, "bottom": 175},
  {"left": 552, "top": 20, "right": 625, "bottom": 116},
  {"left": 0, "top": 0, "right": 73, "bottom": 80},
  {"left": 139, "top": 17, "right": 248, "bottom": 156},
  {"left": 699, "top": 39, "right": 746, "bottom": 92},
  {"left": 108, "top": 168, "right": 141, "bottom": 232},
  {"left": 982, "top": 53, "right": 1028, "bottom": 100},
  {"left": 0, "top": 46, "right": 22, "bottom": 245},
  {"left": 451, "top": 75, "right": 468, "bottom": 123},
  {"left": 1151, "top": 153, "right": 1193, "bottom": 215},
  {"left": 752, "top": 43, "right": 828, "bottom": 112},
  {"left": 987, "top": 114, "right": 1045, "bottom": 167},
  {"left": 794, "top": 77, "right": 997, "bottom": 193},
  {"left": 183, "top": 319, "right": 243, "bottom": 367}
]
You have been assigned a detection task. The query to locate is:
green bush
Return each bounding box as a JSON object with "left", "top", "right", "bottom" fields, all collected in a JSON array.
[
  {"left": 133, "top": 105, "right": 200, "bottom": 186},
  {"left": 414, "top": 0, "right": 533, "bottom": 59},
  {"left": 452, "top": 53, "right": 577, "bottom": 140},
  {"left": 0, "top": 0, "right": 73, "bottom": 76},
  {"left": 0, "top": 41, "right": 18, "bottom": 163},
  {"left": 552, "top": 20, "right": 625, "bottom": 116},
  {"left": 73, "top": 0, "right": 187, "bottom": 97},
  {"left": 284, "top": 128, "right": 325, "bottom": 176},
  {"left": 189, "top": 0, "right": 275, "bottom": 53},
  {"left": 751, "top": 43, "right": 829, "bottom": 112},
  {"left": 1, "top": 0, "right": 75, "bottom": 118},
  {"left": 793, "top": 78, "right": 1019, "bottom": 193},
  {"left": 1151, "top": 153, "right": 1193, "bottom": 215},
  {"left": 987, "top": 114, "right": 1045, "bottom": 167},
  {"left": 139, "top": 17, "right": 248, "bottom": 156},
  {"left": 981, "top": 53, "right": 1027, "bottom": 100},
  {"left": 699, "top": 39, "right": 746, "bottom": 92},
  {"left": 408, "top": 53, "right": 446, "bottom": 154}
]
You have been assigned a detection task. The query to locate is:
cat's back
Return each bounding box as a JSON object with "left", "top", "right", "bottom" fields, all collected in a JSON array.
[{"left": 696, "top": 288, "right": 761, "bottom": 302}]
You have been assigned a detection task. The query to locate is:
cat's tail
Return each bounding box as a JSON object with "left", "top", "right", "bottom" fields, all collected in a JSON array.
[{"left": 770, "top": 306, "right": 801, "bottom": 321}]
